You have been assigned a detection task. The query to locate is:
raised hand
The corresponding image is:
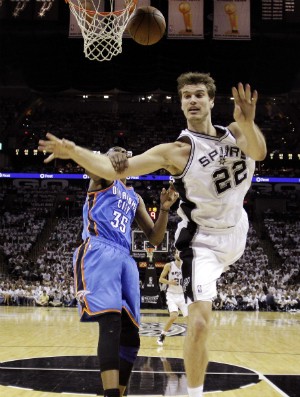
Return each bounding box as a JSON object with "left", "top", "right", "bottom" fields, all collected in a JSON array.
[
  {"left": 231, "top": 82, "right": 257, "bottom": 126},
  {"left": 38, "top": 133, "right": 76, "bottom": 163},
  {"left": 160, "top": 182, "right": 179, "bottom": 211}
]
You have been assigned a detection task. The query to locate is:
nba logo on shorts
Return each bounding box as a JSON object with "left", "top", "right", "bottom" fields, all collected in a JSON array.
[{"left": 197, "top": 285, "right": 202, "bottom": 294}]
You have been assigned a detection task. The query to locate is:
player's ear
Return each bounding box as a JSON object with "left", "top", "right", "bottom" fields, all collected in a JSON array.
[{"left": 210, "top": 101, "right": 214, "bottom": 109}]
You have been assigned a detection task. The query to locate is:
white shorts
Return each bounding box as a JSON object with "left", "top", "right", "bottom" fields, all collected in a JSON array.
[
  {"left": 166, "top": 291, "right": 188, "bottom": 317},
  {"left": 175, "top": 210, "right": 249, "bottom": 303}
]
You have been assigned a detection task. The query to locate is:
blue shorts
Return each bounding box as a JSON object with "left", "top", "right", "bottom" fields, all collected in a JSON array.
[{"left": 73, "top": 236, "right": 140, "bottom": 326}]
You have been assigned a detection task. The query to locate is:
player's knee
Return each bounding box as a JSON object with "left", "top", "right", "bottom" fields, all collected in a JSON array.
[
  {"left": 170, "top": 311, "right": 178, "bottom": 321},
  {"left": 97, "top": 313, "right": 121, "bottom": 372},
  {"left": 188, "top": 316, "right": 209, "bottom": 340},
  {"left": 120, "top": 320, "right": 140, "bottom": 363},
  {"left": 120, "top": 322, "right": 140, "bottom": 348},
  {"left": 120, "top": 344, "right": 139, "bottom": 364},
  {"left": 118, "top": 317, "right": 140, "bottom": 387}
]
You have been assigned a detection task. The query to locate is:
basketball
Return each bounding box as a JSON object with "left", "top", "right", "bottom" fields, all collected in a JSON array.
[{"left": 127, "top": 6, "right": 166, "bottom": 46}]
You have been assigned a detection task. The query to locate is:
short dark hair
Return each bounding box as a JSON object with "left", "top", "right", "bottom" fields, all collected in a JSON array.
[
  {"left": 177, "top": 72, "right": 216, "bottom": 99},
  {"left": 106, "top": 146, "right": 126, "bottom": 155},
  {"left": 106, "top": 147, "right": 132, "bottom": 158}
]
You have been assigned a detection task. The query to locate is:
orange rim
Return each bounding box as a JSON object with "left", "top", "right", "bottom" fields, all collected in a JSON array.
[{"left": 65, "top": 0, "right": 137, "bottom": 17}]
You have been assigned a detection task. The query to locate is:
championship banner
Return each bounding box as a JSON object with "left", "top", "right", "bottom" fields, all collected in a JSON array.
[
  {"left": 168, "top": 0, "right": 204, "bottom": 39},
  {"left": 141, "top": 262, "right": 162, "bottom": 308},
  {"left": 213, "top": 0, "right": 251, "bottom": 40}
]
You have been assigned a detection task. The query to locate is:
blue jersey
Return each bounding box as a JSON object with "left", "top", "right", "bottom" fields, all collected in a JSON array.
[{"left": 82, "top": 180, "right": 139, "bottom": 252}]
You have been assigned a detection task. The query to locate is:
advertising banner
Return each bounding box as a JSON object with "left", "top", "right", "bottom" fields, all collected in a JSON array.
[{"left": 141, "top": 262, "right": 162, "bottom": 308}]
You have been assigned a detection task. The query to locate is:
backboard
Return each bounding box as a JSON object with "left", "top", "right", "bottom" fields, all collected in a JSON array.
[{"left": 131, "top": 230, "right": 169, "bottom": 253}]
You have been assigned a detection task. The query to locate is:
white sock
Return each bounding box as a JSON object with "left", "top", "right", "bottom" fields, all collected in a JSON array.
[{"left": 187, "top": 385, "right": 204, "bottom": 397}]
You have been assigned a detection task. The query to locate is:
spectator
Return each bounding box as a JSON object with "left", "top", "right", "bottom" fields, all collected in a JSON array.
[
  {"left": 35, "top": 290, "right": 50, "bottom": 307},
  {"left": 212, "top": 293, "right": 223, "bottom": 310},
  {"left": 49, "top": 290, "right": 63, "bottom": 307}
]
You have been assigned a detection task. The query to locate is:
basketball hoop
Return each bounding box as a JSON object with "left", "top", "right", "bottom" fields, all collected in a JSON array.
[
  {"left": 145, "top": 247, "right": 155, "bottom": 262},
  {"left": 65, "top": 0, "right": 137, "bottom": 62}
]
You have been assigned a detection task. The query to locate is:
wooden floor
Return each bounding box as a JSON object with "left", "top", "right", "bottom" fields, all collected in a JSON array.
[{"left": 0, "top": 306, "right": 299, "bottom": 397}]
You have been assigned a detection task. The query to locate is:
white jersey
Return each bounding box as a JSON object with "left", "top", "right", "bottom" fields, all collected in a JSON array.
[
  {"left": 173, "top": 127, "right": 255, "bottom": 231},
  {"left": 167, "top": 261, "right": 184, "bottom": 294}
]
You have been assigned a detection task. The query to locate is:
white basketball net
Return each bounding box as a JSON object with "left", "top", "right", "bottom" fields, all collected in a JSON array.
[
  {"left": 146, "top": 248, "right": 155, "bottom": 262},
  {"left": 66, "top": 0, "right": 137, "bottom": 62}
]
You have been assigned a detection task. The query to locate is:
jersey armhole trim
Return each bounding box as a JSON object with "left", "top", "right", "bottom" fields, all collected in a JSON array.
[{"left": 174, "top": 133, "right": 194, "bottom": 180}]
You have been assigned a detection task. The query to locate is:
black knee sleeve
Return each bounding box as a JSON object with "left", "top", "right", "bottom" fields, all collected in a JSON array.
[
  {"left": 120, "top": 310, "right": 140, "bottom": 352},
  {"left": 97, "top": 313, "right": 121, "bottom": 372},
  {"left": 119, "top": 358, "right": 134, "bottom": 387},
  {"left": 119, "top": 311, "right": 140, "bottom": 386},
  {"left": 119, "top": 327, "right": 140, "bottom": 386}
]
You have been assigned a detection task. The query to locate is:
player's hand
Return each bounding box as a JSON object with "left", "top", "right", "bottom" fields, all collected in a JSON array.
[
  {"left": 160, "top": 182, "right": 179, "bottom": 211},
  {"left": 38, "top": 133, "right": 76, "bottom": 163},
  {"left": 108, "top": 151, "right": 129, "bottom": 173},
  {"left": 232, "top": 82, "right": 257, "bottom": 126}
]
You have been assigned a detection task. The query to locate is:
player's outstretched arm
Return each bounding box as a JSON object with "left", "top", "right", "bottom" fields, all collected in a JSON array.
[
  {"left": 229, "top": 83, "right": 267, "bottom": 161},
  {"left": 38, "top": 133, "right": 123, "bottom": 179},
  {"left": 38, "top": 133, "right": 173, "bottom": 180}
]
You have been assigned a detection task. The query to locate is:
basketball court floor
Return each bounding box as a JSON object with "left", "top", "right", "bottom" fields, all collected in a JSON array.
[{"left": 0, "top": 306, "right": 299, "bottom": 397}]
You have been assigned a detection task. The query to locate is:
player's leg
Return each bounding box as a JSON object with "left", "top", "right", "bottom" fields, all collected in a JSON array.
[
  {"left": 97, "top": 313, "right": 122, "bottom": 397},
  {"left": 119, "top": 309, "right": 140, "bottom": 396},
  {"left": 164, "top": 310, "right": 179, "bottom": 332},
  {"left": 119, "top": 255, "right": 141, "bottom": 395},
  {"left": 179, "top": 245, "right": 216, "bottom": 397},
  {"left": 96, "top": 250, "right": 139, "bottom": 397},
  {"left": 177, "top": 215, "right": 248, "bottom": 397},
  {"left": 157, "top": 310, "right": 178, "bottom": 345},
  {"left": 73, "top": 239, "right": 124, "bottom": 397},
  {"left": 157, "top": 292, "right": 179, "bottom": 345},
  {"left": 178, "top": 295, "right": 189, "bottom": 319},
  {"left": 184, "top": 299, "right": 212, "bottom": 395}
]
